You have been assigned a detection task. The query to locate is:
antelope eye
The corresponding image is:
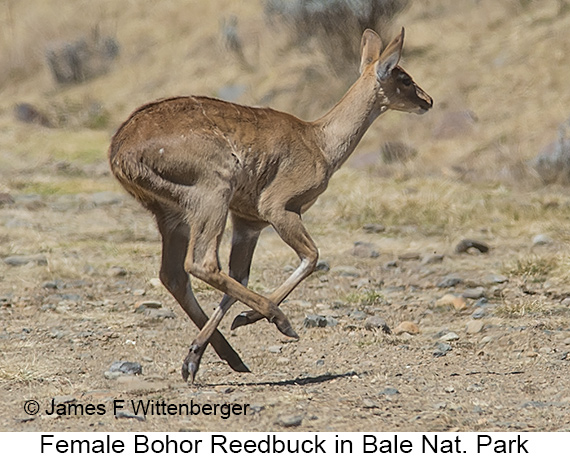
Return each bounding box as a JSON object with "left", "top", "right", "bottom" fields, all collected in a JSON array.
[{"left": 400, "top": 76, "right": 412, "bottom": 86}]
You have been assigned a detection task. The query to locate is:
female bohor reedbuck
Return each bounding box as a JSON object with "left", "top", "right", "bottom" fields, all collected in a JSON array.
[{"left": 109, "top": 28, "right": 432, "bottom": 382}]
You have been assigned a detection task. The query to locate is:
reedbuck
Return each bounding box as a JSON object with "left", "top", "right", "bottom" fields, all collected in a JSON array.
[{"left": 109, "top": 28, "right": 432, "bottom": 382}]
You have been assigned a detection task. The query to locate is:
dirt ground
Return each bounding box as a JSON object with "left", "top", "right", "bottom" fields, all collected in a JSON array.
[
  {"left": 1, "top": 176, "right": 569, "bottom": 432},
  {"left": 1, "top": 0, "right": 570, "bottom": 434}
]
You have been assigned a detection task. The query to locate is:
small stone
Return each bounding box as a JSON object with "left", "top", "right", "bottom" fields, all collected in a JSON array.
[
  {"left": 351, "top": 241, "right": 380, "bottom": 258},
  {"left": 109, "top": 361, "right": 142, "bottom": 375},
  {"left": 134, "top": 300, "right": 162, "bottom": 313},
  {"left": 436, "top": 294, "right": 467, "bottom": 311},
  {"left": 434, "top": 342, "right": 452, "bottom": 357},
  {"left": 325, "top": 316, "right": 338, "bottom": 327},
  {"left": 115, "top": 411, "right": 145, "bottom": 421},
  {"left": 350, "top": 310, "right": 368, "bottom": 320},
  {"left": 380, "top": 387, "right": 399, "bottom": 396},
  {"left": 362, "top": 398, "right": 379, "bottom": 408},
  {"left": 132, "top": 289, "right": 146, "bottom": 296},
  {"left": 422, "top": 254, "right": 444, "bottom": 265},
  {"left": 471, "top": 308, "right": 486, "bottom": 319},
  {"left": 267, "top": 345, "right": 282, "bottom": 354},
  {"left": 385, "top": 260, "right": 399, "bottom": 268},
  {"left": 362, "top": 223, "right": 385, "bottom": 233},
  {"left": 42, "top": 280, "right": 63, "bottom": 290},
  {"left": 563, "top": 337, "right": 570, "bottom": 345},
  {"left": 107, "top": 266, "right": 127, "bottom": 277},
  {"left": 437, "top": 275, "right": 463, "bottom": 288},
  {"left": 475, "top": 297, "right": 489, "bottom": 307},
  {"left": 440, "top": 332, "right": 460, "bottom": 341},
  {"left": 398, "top": 252, "right": 421, "bottom": 261},
  {"left": 484, "top": 274, "right": 508, "bottom": 284},
  {"left": 444, "top": 386, "right": 455, "bottom": 393},
  {"left": 315, "top": 260, "right": 330, "bottom": 272},
  {"left": 303, "top": 314, "right": 331, "bottom": 328},
  {"left": 144, "top": 308, "right": 176, "bottom": 319},
  {"left": 3, "top": 254, "right": 48, "bottom": 267},
  {"left": 465, "top": 320, "right": 484, "bottom": 334},
  {"left": 277, "top": 414, "right": 303, "bottom": 427},
  {"left": 455, "top": 239, "right": 490, "bottom": 254},
  {"left": 561, "top": 298, "right": 570, "bottom": 307},
  {"left": 364, "top": 316, "right": 391, "bottom": 334},
  {"left": 330, "top": 265, "right": 360, "bottom": 277},
  {"left": 532, "top": 234, "right": 552, "bottom": 246},
  {"left": 149, "top": 278, "right": 162, "bottom": 288},
  {"left": 104, "top": 371, "right": 121, "bottom": 380},
  {"left": 393, "top": 321, "right": 419, "bottom": 335},
  {"left": 463, "top": 287, "right": 485, "bottom": 299},
  {"left": 52, "top": 395, "right": 76, "bottom": 405}
]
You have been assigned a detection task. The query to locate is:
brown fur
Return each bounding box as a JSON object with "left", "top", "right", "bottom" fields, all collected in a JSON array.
[{"left": 108, "top": 28, "right": 432, "bottom": 382}]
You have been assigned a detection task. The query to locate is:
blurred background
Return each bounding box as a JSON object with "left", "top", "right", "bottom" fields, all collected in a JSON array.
[{"left": 0, "top": 0, "right": 569, "bottom": 191}]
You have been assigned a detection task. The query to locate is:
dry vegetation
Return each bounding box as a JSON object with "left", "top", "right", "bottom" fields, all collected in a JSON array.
[{"left": 1, "top": 0, "right": 570, "bottom": 432}]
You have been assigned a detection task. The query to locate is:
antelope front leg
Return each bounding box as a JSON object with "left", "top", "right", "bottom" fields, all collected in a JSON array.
[
  {"left": 182, "top": 215, "right": 262, "bottom": 382},
  {"left": 232, "top": 210, "right": 318, "bottom": 330}
]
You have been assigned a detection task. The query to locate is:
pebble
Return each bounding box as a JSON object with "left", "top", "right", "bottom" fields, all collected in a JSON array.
[
  {"left": 440, "top": 332, "right": 460, "bottom": 342},
  {"left": 563, "top": 337, "right": 570, "bottom": 346},
  {"left": 315, "top": 260, "right": 330, "bottom": 272},
  {"left": 532, "top": 234, "right": 553, "bottom": 246},
  {"left": 561, "top": 298, "right": 570, "bottom": 307},
  {"left": 115, "top": 411, "right": 146, "bottom": 421},
  {"left": 267, "top": 345, "right": 282, "bottom": 354},
  {"left": 134, "top": 300, "right": 162, "bottom": 313},
  {"left": 455, "top": 239, "right": 490, "bottom": 254},
  {"left": 52, "top": 395, "right": 76, "bottom": 405},
  {"left": 422, "top": 254, "right": 444, "bottom": 265},
  {"left": 484, "top": 274, "right": 508, "bottom": 284},
  {"left": 436, "top": 294, "right": 467, "bottom": 311},
  {"left": 362, "top": 398, "right": 379, "bottom": 408},
  {"left": 393, "top": 321, "right": 419, "bottom": 335},
  {"left": 434, "top": 342, "right": 452, "bottom": 357},
  {"left": 362, "top": 223, "right": 386, "bottom": 233},
  {"left": 109, "top": 361, "right": 142, "bottom": 375},
  {"left": 350, "top": 310, "right": 368, "bottom": 320},
  {"left": 3, "top": 254, "right": 48, "bottom": 267},
  {"left": 398, "top": 252, "right": 421, "bottom": 261},
  {"left": 303, "top": 314, "right": 337, "bottom": 328},
  {"left": 465, "top": 320, "right": 484, "bottom": 334},
  {"left": 107, "top": 266, "right": 127, "bottom": 277},
  {"left": 277, "top": 414, "right": 303, "bottom": 428},
  {"left": 351, "top": 241, "right": 379, "bottom": 258},
  {"left": 380, "top": 387, "right": 399, "bottom": 396},
  {"left": 437, "top": 275, "right": 463, "bottom": 288},
  {"left": 330, "top": 265, "right": 360, "bottom": 277},
  {"left": 471, "top": 308, "right": 486, "bottom": 319},
  {"left": 462, "top": 287, "right": 485, "bottom": 299},
  {"left": 144, "top": 308, "right": 176, "bottom": 320},
  {"left": 364, "top": 316, "right": 391, "bottom": 333}
]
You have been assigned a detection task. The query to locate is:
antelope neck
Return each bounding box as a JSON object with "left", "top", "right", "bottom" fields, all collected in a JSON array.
[{"left": 315, "top": 73, "right": 388, "bottom": 172}]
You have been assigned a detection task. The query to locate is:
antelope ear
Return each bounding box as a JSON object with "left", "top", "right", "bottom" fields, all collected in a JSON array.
[
  {"left": 376, "top": 27, "right": 404, "bottom": 80},
  {"left": 359, "top": 29, "right": 382, "bottom": 74}
]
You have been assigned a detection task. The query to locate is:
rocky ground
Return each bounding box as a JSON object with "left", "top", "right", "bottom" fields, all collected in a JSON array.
[{"left": 1, "top": 173, "right": 569, "bottom": 432}]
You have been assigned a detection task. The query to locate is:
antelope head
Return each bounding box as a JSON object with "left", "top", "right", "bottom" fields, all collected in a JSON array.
[{"left": 360, "top": 28, "right": 433, "bottom": 115}]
